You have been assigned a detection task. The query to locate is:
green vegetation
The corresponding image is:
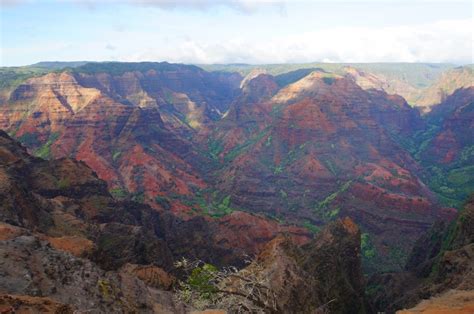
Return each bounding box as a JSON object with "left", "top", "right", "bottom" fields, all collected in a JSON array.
[
  {"left": 274, "top": 68, "right": 319, "bottom": 87},
  {"left": 361, "top": 233, "right": 376, "bottom": 259},
  {"left": 131, "top": 192, "right": 145, "bottom": 203},
  {"left": 110, "top": 188, "right": 128, "bottom": 199},
  {"left": 215, "top": 195, "right": 233, "bottom": 216},
  {"left": 315, "top": 180, "right": 352, "bottom": 211},
  {"left": 322, "top": 77, "right": 335, "bottom": 85},
  {"left": 427, "top": 198, "right": 472, "bottom": 279},
  {"left": 30, "top": 61, "right": 89, "bottom": 69},
  {"left": 365, "top": 283, "right": 383, "bottom": 298},
  {"left": 388, "top": 246, "right": 407, "bottom": 271},
  {"left": 171, "top": 189, "right": 236, "bottom": 218},
  {"left": 34, "top": 132, "right": 60, "bottom": 159},
  {"left": 187, "top": 263, "right": 219, "bottom": 296},
  {"left": 273, "top": 165, "right": 283, "bottom": 174},
  {"left": 0, "top": 67, "right": 50, "bottom": 90},
  {"left": 311, "top": 181, "right": 353, "bottom": 224},
  {"left": 272, "top": 142, "right": 307, "bottom": 175},
  {"left": 112, "top": 151, "right": 121, "bottom": 161},
  {"left": 322, "top": 158, "right": 338, "bottom": 176},
  {"left": 265, "top": 134, "right": 272, "bottom": 147},
  {"left": 303, "top": 220, "right": 321, "bottom": 234},
  {"left": 207, "top": 138, "right": 224, "bottom": 159},
  {"left": 423, "top": 164, "right": 474, "bottom": 208},
  {"left": 200, "top": 62, "right": 454, "bottom": 88},
  {"left": 73, "top": 61, "right": 200, "bottom": 76},
  {"left": 224, "top": 128, "right": 268, "bottom": 163},
  {"left": 392, "top": 110, "right": 473, "bottom": 208},
  {"left": 57, "top": 178, "right": 70, "bottom": 189},
  {"left": 155, "top": 195, "right": 172, "bottom": 210},
  {"left": 97, "top": 279, "right": 112, "bottom": 299},
  {"left": 17, "top": 132, "right": 40, "bottom": 147}
]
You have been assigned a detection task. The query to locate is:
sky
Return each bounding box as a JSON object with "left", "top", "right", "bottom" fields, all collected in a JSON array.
[{"left": 0, "top": 0, "right": 472, "bottom": 66}]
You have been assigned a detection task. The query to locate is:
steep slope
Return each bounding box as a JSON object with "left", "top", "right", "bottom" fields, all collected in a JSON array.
[
  {"left": 343, "top": 66, "right": 420, "bottom": 105},
  {"left": 369, "top": 194, "right": 474, "bottom": 313},
  {"left": 219, "top": 217, "right": 367, "bottom": 313},
  {"left": 0, "top": 232, "right": 185, "bottom": 313},
  {"left": 414, "top": 66, "right": 474, "bottom": 113},
  {"left": 0, "top": 131, "right": 375, "bottom": 313},
  {"left": 410, "top": 87, "right": 474, "bottom": 207},
  {"left": 205, "top": 70, "right": 455, "bottom": 272},
  {"left": 0, "top": 131, "right": 350, "bottom": 313},
  {"left": 205, "top": 63, "right": 471, "bottom": 113},
  {"left": 0, "top": 62, "right": 241, "bottom": 212},
  {"left": 0, "top": 130, "right": 310, "bottom": 269},
  {"left": 1, "top": 62, "right": 469, "bottom": 273}
]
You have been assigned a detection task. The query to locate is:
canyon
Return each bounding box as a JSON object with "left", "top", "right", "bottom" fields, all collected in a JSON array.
[{"left": 0, "top": 61, "right": 473, "bottom": 312}]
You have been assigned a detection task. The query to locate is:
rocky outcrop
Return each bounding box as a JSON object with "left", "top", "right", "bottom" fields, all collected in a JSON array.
[
  {"left": 397, "top": 289, "right": 474, "bottom": 314},
  {"left": 221, "top": 217, "right": 367, "bottom": 313},
  {"left": 159, "top": 210, "right": 311, "bottom": 268},
  {"left": 299, "top": 217, "right": 366, "bottom": 313},
  {"left": 0, "top": 294, "right": 74, "bottom": 314},
  {"left": 120, "top": 263, "right": 176, "bottom": 290},
  {"left": 368, "top": 195, "right": 474, "bottom": 313},
  {"left": 0, "top": 233, "right": 185, "bottom": 313}
]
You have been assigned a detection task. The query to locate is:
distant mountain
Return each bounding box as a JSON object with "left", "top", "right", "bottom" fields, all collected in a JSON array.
[
  {"left": 203, "top": 70, "right": 456, "bottom": 272},
  {"left": 0, "top": 61, "right": 472, "bottom": 274},
  {"left": 30, "top": 61, "right": 91, "bottom": 69},
  {"left": 415, "top": 87, "right": 474, "bottom": 207},
  {"left": 413, "top": 66, "right": 474, "bottom": 113},
  {"left": 200, "top": 62, "right": 455, "bottom": 88}
]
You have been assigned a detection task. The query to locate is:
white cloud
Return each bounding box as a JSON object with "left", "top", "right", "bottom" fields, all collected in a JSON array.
[
  {"left": 127, "top": 0, "right": 284, "bottom": 13},
  {"left": 0, "top": 0, "right": 286, "bottom": 13},
  {"left": 116, "top": 18, "right": 472, "bottom": 64}
]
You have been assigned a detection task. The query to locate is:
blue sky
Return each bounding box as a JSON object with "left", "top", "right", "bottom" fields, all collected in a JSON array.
[{"left": 1, "top": 0, "right": 472, "bottom": 66}]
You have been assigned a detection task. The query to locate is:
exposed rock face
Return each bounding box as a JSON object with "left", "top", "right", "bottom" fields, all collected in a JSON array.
[
  {"left": 299, "top": 217, "right": 366, "bottom": 313},
  {"left": 414, "top": 66, "right": 474, "bottom": 113},
  {"left": 0, "top": 62, "right": 472, "bottom": 275},
  {"left": 415, "top": 87, "right": 474, "bottom": 207},
  {"left": 208, "top": 70, "right": 452, "bottom": 270},
  {"left": 0, "top": 63, "right": 241, "bottom": 212},
  {"left": 343, "top": 65, "right": 474, "bottom": 114},
  {"left": 0, "top": 233, "right": 185, "bottom": 313},
  {"left": 0, "top": 130, "right": 176, "bottom": 272},
  {"left": 0, "top": 130, "right": 314, "bottom": 312},
  {"left": 120, "top": 263, "right": 176, "bottom": 290},
  {"left": 223, "top": 217, "right": 367, "bottom": 313},
  {"left": 158, "top": 210, "right": 311, "bottom": 268},
  {"left": 397, "top": 289, "right": 474, "bottom": 314},
  {"left": 368, "top": 195, "right": 474, "bottom": 313},
  {"left": 1, "top": 62, "right": 472, "bottom": 313},
  {"left": 421, "top": 87, "right": 474, "bottom": 165},
  {"left": 343, "top": 66, "right": 420, "bottom": 105},
  {"left": 0, "top": 130, "right": 310, "bottom": 270},
  {"left": 0, "top": 294, "right": 74, "bottom": 314}
]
